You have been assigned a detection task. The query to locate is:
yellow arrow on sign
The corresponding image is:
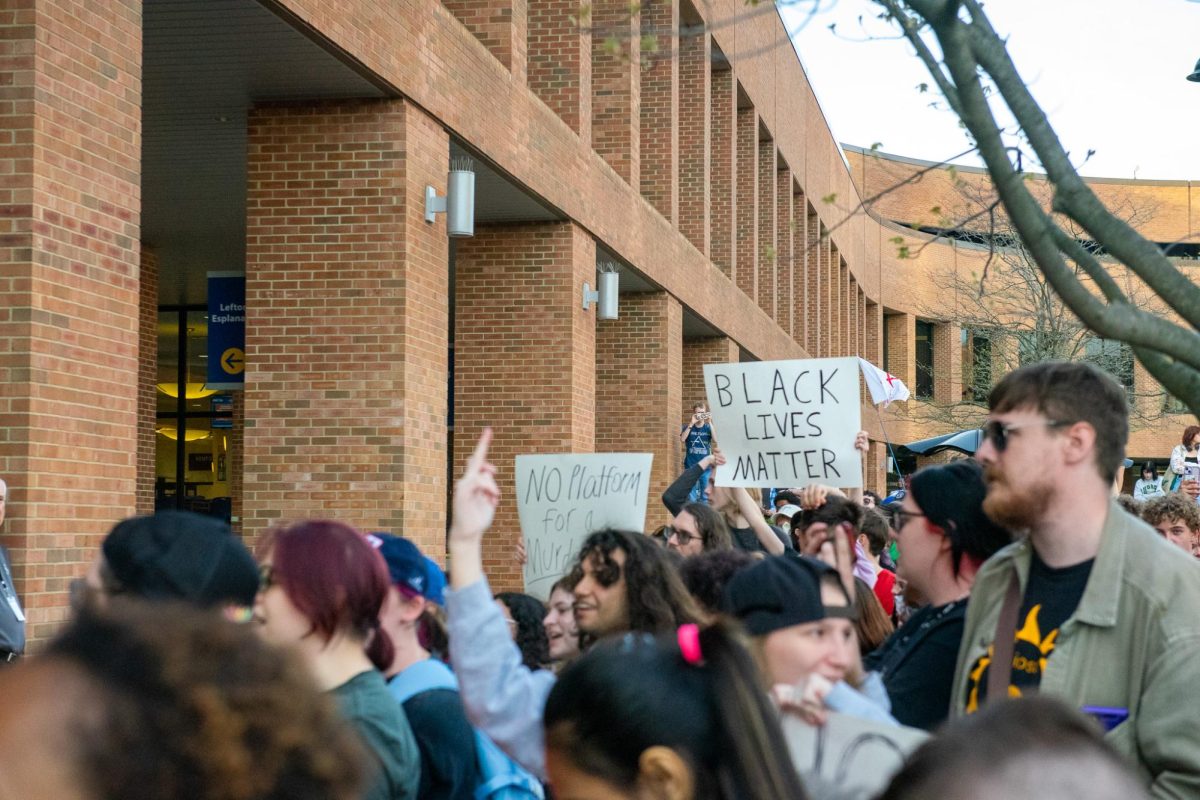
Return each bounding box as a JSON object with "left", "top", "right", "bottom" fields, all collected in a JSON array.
[{"left": 221, "top": 347, "right": 245, "bottom": 375}]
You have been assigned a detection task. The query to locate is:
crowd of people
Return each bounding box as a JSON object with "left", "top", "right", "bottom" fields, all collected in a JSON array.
[{"left": 1, "top": 360, "right": 1197, "bottom": 799}]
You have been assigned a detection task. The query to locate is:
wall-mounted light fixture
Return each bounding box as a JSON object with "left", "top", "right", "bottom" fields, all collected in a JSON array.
[
  {"left": 582, "top": 262, "right": 620, "bottom": 320},
  {"left": 425, "top": 157, "right": 476, "bottom": 237}
]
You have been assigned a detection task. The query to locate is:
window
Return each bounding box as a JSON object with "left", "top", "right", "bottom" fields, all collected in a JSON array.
[
  {"left": 1165, "top": 393, "right": 1189, "bottom": 414},
  {"left": 915, "top": 320, "right": 934, "bottom": 400},
  {"left": 1083, "top": 337, "right": 1134, "bottom": 398},
  {"left": 157, "top": 306, "right": 235, "bottom": 521},
  {"left": 962, "top": 330, "right": 993, "bottom": 404}
]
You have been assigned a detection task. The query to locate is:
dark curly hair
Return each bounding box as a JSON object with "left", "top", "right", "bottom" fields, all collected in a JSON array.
[
  {"left": 43, "top": 599, "right": 367, "bottom": 800},
  {"left": 495, "top": 592, "right": 551, "bottom": 670},
  {"left": 679, "top": 549, "right": 755, "bottom": 613},
  {"left": 570, "top": 528, "right": 704, "bottom": 636}
]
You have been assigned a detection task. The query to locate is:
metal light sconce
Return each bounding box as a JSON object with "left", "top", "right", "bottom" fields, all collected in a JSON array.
[
  {"left": 425, "top": 157, "right": 475, "bottom": 237},
  {"left": 1189, "top": 58, "right": 1200, "bottom": 82},
  {"left": 582, "top": 262, "right": 620, "bottom": 320}
]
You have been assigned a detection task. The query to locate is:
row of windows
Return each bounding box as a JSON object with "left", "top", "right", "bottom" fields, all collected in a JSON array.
[{"left": 883, "top": 316, "right": 1189, "bottom": 411}]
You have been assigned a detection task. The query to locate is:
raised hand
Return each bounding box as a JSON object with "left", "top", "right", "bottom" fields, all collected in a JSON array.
[{"left": 449, "top": 429, "right": 500, "bottom": 589}]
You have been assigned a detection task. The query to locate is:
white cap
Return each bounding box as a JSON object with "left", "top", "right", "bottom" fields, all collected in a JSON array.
[{"left": 773, "top": 504, "right": 802, "bottom": 520}]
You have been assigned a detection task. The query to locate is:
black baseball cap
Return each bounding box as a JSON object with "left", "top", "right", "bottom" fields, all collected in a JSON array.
[
  {"left": 102, "top": 511, "right": 259, "bottom": 608},
  {"left": 720, "top": 555, "right": 852, "bottom": 636}
]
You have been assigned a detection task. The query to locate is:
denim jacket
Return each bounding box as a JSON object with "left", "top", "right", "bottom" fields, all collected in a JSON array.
[{"left": 952, "top": 501, "right": 1200, "bottom": 798}]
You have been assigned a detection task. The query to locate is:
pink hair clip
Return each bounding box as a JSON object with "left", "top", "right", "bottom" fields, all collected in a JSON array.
[{"left": 678, "top": 623, "right": 703, "bottom": 666}]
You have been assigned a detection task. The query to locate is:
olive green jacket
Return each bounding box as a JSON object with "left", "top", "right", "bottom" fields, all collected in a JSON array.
[{"left": 952, "top": 501, "right": 1200, "bottom": 799}]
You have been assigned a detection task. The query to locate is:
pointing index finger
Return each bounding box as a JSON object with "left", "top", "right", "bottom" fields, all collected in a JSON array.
[{"left": 467, "top": 427, "right": 493, "bottom": 472}]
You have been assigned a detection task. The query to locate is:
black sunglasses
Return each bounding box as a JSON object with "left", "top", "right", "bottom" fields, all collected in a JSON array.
[{"left": 980, "top": 419, "right": 1066, "bottom": 452}]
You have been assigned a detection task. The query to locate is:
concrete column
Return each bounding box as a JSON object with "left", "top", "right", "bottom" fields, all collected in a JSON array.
[
  {"left": 639, "top": 0, "right": 678, "bottom": 222},
  {"left": 678, "top": 26, "right": 710, "bottom": 255},
  {"left": 0, "top": 0, "right": 142, "bottom": 644},
  {"left": 527, "top": 0, "right": 589, "bottom": 135},
  {"left": 244, "top": 99, "right": 450, "bottom": 556},
  {"left": 453, "top": 222, "right": 596, "bottom": 592},
  {"left": 596, "top": 292, "right": 683, "bottom": 503}
]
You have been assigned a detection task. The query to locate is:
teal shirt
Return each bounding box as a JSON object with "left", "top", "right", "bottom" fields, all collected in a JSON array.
[{"left": 332, "top": 670, "right": 421, "bottom": 800}]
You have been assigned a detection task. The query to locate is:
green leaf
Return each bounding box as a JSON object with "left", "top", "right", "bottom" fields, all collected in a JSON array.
[
  {"left": 603, "top": 36, "right": 621, "bottom": 54},
  {"left": 822, "top": 193, "right": 837, "bottom": 205},
  {"left": 929, "top": 205, "right": 941, "bottom": 216},
  {"left": 640, "top": 33, "right": 658, "bottom": 52},
  {"left": 889, "top": 236, "right": 904, "bottom": 245},
  {"left": 870, "top": 142, "right": 883, "bottom": 152},
  {"left": 917, "top": 82, "right": 929, "bottom": 93}
]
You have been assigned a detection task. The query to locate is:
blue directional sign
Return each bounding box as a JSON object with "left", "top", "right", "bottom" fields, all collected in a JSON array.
[{"left": 207, "top": 272, "right": 246, "bottom": 390}]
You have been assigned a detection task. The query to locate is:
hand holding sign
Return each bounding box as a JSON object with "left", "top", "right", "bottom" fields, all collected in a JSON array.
[{"left": 703, "top": 358, "right": 862, "bottom": 489}]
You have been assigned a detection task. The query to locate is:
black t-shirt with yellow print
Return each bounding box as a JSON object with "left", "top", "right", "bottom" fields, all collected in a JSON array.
[{"left": 965, "top": 550, "right": 1093, "bottom": 712}]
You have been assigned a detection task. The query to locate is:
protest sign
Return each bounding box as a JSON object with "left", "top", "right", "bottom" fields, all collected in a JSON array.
[
  {"left": 515, "top": 453, "right": 653, "bottom": 599},
  {"left": 703, "top": 357, "right": 862, "bottom": 488},
  {"left": 783, "top": 712, "right": 928, "bottom": 799}
]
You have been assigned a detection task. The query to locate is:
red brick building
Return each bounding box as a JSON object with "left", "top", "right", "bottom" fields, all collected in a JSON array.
[{"left": 2, "top": 0, "right": 1194, "bottom": 643}]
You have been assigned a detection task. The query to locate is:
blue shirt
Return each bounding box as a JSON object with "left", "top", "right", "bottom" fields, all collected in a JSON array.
[{"left": 682, "top": 423, "right": 712, "bottom": 467}]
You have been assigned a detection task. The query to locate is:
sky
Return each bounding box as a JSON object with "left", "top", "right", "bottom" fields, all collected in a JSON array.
[{"left": 781, "top": 0, "right": 1200, "bottom": 180}]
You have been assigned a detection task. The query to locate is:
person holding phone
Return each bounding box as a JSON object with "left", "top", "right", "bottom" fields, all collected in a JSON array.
[
  {"left": 679, "top": 402, "right": 714, "bottom": 503},
  {"left": 1169, "top": 425, "right": 1200, "bottom": 499}
]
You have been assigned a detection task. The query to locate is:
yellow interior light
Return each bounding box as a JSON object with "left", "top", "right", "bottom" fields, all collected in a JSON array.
[{"left": 157, "top": 382, "right": 219, "bottom": 400}]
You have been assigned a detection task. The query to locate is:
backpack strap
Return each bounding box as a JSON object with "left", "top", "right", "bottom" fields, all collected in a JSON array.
[
  {"left": 387, "top": 659, "right": 458, "bottom": 704},
  {"left": 986, "top": 570, "right": 1023, "bottom": 706}
]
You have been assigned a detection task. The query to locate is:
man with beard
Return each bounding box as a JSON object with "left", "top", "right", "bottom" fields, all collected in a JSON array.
[{"left": 952, "top": 361, "right": 1200, "bottom": 798}]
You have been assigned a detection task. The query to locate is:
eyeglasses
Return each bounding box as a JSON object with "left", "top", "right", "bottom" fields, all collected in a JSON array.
[
  {"left": 889, "top": 509, "right": 926, "bottom": 532},
  {"left": 258, "top": 563, "right": 275, "bottom": 592},
  {"left": 665, "top": 527, "right": 697, "bottom": 545},
  {"left": 980, "top": 419, "right": 1067, "bottom": 453}
]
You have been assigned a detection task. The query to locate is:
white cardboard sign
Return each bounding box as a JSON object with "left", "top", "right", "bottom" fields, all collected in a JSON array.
[
  {"left": 703, "top": 357, "right": 862, "bottom": 488},
  {"left": 783, "top": 713, "right": 928, "bottom": 799},
  {"left": 515, "top": 453, "right": 653, "bottom": 599}
]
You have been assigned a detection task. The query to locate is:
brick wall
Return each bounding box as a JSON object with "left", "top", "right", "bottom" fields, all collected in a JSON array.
[
  {"left": 678, "top": 26, "right": 710, "bottom": 255},
  {"left": 0, "top": 0, "right": 142, "bottom": 645},
  {"left": 709, "top": 64, "right": 734, "bottom": 277},
  {"left": 442, "top": 0, "right": 525, "bottom": 76},
  {"left": 638, "top": 0, "right": 678, "bottom": 223},
  {"left": 137, "top": 246, "right": 158, "bottom": 515},
  {"left": 243, "top": 99, "right": 449, "bottom": 556},
  {"left": 886, "top": 313, "right": 916, "bottom": 389},
  {"left": 932, "top": 322, "right": 963, "bottom": 404},
  {"left": 591, "top": 0, "right": 638, "bottom": 186},
  {"left": 453, "top": 222, "right": 595, "bottom": 591},
  {"left": 682, "top": 336, "right": 739, "bottom": 425},
  {"left": 776, "top": 164, "right": 794, "bottom": 339},
  {"left": 596, "top": 292, "right": 683, "bottom": 510},
  {"left": 805, "top": 209, "right": 822, "bottom": 354},
  {"left": 757, "top": 139, "right": 776, "bottom": 321},
  {"left": 527, "top": 0, "right": 588, "bottom": 135},
  {"left": 735, "top": 105, "right": 757, "bottom": 300}
]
